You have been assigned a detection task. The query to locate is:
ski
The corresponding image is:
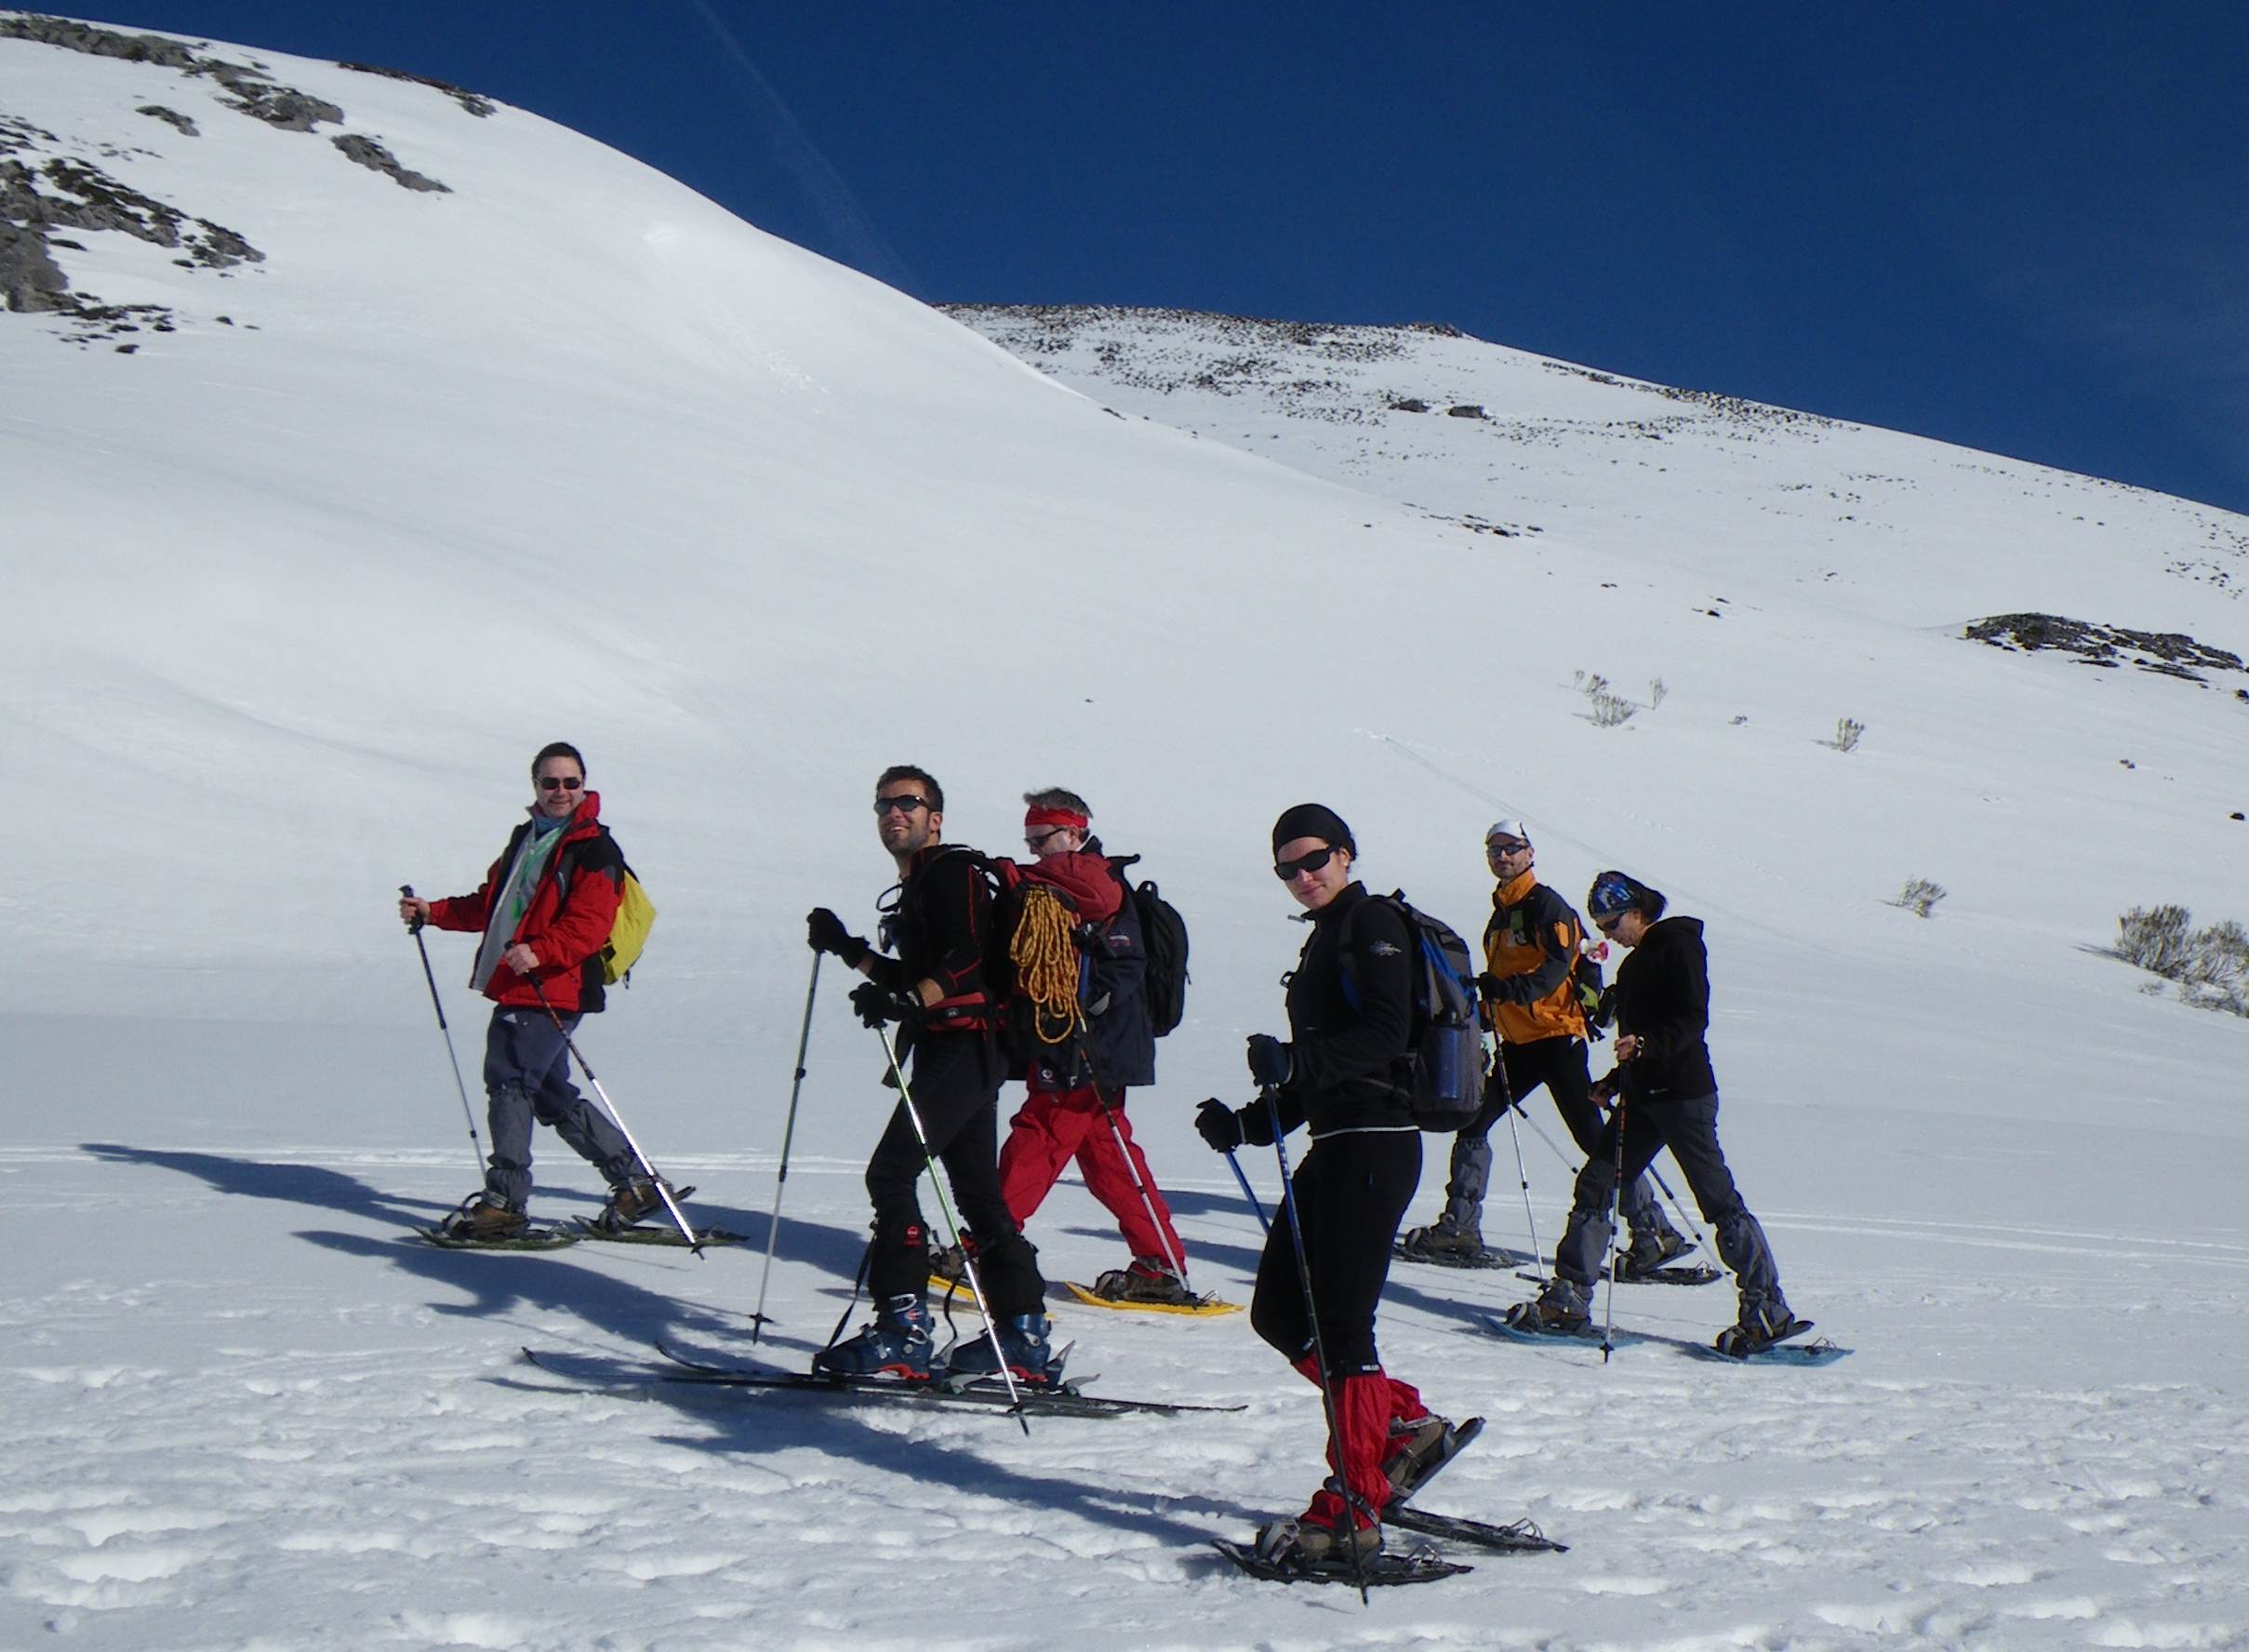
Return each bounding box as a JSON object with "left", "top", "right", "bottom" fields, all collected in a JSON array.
[
  {"left": 1387, "top": 1505, "right": 1567, "bottom": 1555},
  {"left": 1058, "top": 1281, "right": 1243, "bottom": 1316},
  {"left": 416, "top": 1225, "right": 579, "bottom": 1251},
  {"left": 1393, "top": 1238, "right": 1527, "bottom": 1271},
  {"left": 652, "top": 1343, "right": 1244, "bottom": 1418},
  {"left": 1210, "top": 1538, "right": 1470, "bottom": 1585}
]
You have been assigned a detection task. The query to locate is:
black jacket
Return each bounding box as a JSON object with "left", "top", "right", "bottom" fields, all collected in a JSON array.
[
  {"left": 1243, "top": 882, "right": 1417, "bottom": 1142},
  {"left": 1609, "top": 915, "right": 1718, "bottom": 1105},
  {"left": 868, "top": 843, "right": 994, "bottom": 1036}
]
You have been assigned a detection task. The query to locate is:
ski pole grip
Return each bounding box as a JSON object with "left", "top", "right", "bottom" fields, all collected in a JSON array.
[{"left": 400, "top": 884, "right": 426, "bottom": 931}]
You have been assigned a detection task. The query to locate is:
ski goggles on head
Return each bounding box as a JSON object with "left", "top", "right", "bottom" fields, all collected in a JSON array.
[{"left": 1587, "top": 871, "right": 1639, "bottom": 919}]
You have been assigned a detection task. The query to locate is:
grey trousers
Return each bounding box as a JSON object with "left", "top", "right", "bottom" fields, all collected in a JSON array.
[
  {"left": 1552, "top": 1091, "right": 1783, "bottom": 1309},
  {"left": 481, "top": 1006, "right": 636, "bottom": 1208}
]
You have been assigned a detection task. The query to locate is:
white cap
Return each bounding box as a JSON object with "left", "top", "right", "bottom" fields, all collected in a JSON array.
[{"left": 1485, "top": 819, "right": 1532, "bottom": 846}]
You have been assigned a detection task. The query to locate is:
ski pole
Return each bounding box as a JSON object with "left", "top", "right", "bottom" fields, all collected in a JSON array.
[
  {"left": 1503, "top": 1099, "right": 1544, "bottom": 1284},
  {"left": 1226, "top": 1148, "right": 1270, "bottom": 1233},
  {"left": 752, "top": 952, "right": 821, "bottom": 1343},
  {"left": 1263, "top": 1084, "right": 1370, "bottom": 1605},
  {"left": 1600, "top": 1089, "right": 1627, "bottom": 1365},
  {"left": 526, "top": 977, "right": 704, "bottom": 1256},
  {"left": 1071, "top": 1031, "right": 1191, "bottom": 1286},
  {"left": 1644, "top": 1162, "right": 1711, "bottom": 1256},
  {"left": 875, "top": 1024, "right": 1031, "bottom": 1434},
  {"left": 1522, "top": 1103, "right": 1705, "bottom": 1263},
  {"left": 400, "top": 885, "right": 486, "bottom": 1179}
]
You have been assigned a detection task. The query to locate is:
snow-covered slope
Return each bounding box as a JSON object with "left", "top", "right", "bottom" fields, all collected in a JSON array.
[
  {"left": 6, "top": 18, "right": 2247, "bottom": 1651},
  {"left": 945, "top": 303, "right": 2249, "bottom": 632}
]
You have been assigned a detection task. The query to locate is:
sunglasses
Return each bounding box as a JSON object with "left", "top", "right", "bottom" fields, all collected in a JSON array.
[
  {"left": 1274, "top": 844, "right": 1345, "bottom": 881},
  {"left": 537, "top": 776, "right": 584, "bottom": 792},
  {"left": 1592, "top": 913, "right": 1625, "bottom": 935},
  {"left": 873, "top": 795, "right": 930, "bottom": 816},
  {"left": 1025, "top": 827, "right": 1069, "bottom": 850},
  {"left": 1487, "top": 840, "right": 1529, "bottom": 857}
]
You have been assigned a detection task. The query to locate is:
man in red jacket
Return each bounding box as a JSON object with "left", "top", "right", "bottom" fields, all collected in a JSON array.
[{"left": 398, "top": 742, "right": 655, "bottom": 1242}]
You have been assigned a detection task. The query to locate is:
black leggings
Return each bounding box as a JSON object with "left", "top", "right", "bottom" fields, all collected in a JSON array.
[{"left": 1250, "top": 1128, "right": 1422, "bottom": 1375}]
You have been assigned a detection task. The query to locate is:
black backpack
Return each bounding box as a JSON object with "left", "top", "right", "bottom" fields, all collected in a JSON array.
[
  {"left": 1109, "top": 856, "right": 1189, "bottom": 1037},
  {"left": 1571, "top": 943, "right": 1614, "bottom": 1041},
  {"left": 1340, "top": 890, "right": 1485, "bottom": 1132}
]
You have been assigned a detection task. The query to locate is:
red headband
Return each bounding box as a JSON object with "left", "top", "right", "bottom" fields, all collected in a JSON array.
[{"left": 1025, "top": 806, "right": 1089, "bottom": 833}]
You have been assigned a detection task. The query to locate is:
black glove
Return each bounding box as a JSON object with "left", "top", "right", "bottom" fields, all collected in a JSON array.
[
  {"left": 1195, "top": 1098, "right": 1244, "bottom": 1152},
  {"left": 1477, "top": 970, "right": 1524, "bottom": 1006},
  {"left": 1483, "top": 1072, "right": 1519, "bottom": 1116},
  {"left": 1245, "top": 1034, "right": 1294, "bottom": 1089},
  {"left": 849, "top": 980, "right": 920, "bottom": 1029},
  {"left": 807, "top": 908, "right": 870, "bottom": 966}
]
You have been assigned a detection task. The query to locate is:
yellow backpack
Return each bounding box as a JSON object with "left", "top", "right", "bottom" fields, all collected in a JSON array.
[{"left": 601, "top": 864, "right": 657, "bottom": 986}]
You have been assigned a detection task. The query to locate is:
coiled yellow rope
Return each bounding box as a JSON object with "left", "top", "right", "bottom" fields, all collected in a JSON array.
[{"left": 1009, "top": 884, "right": 1083, "bottom": 1046}]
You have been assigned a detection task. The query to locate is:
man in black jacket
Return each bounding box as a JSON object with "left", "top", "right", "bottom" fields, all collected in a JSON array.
[{"left": 804, "top": 765, "right": 1055, "bottom": 1382}]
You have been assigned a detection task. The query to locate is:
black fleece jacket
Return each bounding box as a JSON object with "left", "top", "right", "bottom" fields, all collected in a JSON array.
[
  {"left": 1240, "top": 882, "right": 1417, "bottom": 1142},
  {"left": 1608, "top": 914, "right": 1719, "bottom": 1104}
]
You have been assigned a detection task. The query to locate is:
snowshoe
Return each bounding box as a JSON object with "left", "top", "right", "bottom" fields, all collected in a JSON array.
[
  {"left": 1210, "top": 1536, "right": 1469, "bottom": 1585},
  {"left": 1089, "top": 1258, "right": 1198, "bottom": 1307},
  {"left": 582, "top": 1178, "right": 685, "bottom": 1236},
  {"left": 1255, "top": 1512, "right": 1381, "bottom": 1568},
  {"left": 1384, "top": 1413, "right": 1484, "bottom": 1502},
  {"left": 434, "top": 1191, "right": 528, "bottom": 1244},
  {"left": 1399, "top": 1214, "right": 1484, "bottom": 1261},
  {"left": 812, "top": 1295, "right": 936, "bottom": 1381},
  {"left": 1712, "top": 1301, "right": 1813, "bottom": 1360},
  {"left": 1501, "top": 1283, "right": 1592, "bottom": 1338},
  {"left": 1615, "top": 1227, "right": 1692, "bottom": 1279},
  {"left": 946, "top": 1312, "right": 1066, "bottom": 1386}
]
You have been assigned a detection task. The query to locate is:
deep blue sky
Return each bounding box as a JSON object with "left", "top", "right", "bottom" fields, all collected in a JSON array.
[{"left": 69, "top": 2, "right": 2249, "bottom": 516}]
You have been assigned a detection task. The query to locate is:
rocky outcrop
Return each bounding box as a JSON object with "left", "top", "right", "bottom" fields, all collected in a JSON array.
[
  {"left": 337, "top": 60, "right": 494, "bottom": 118},
  {"left": 331, "top": 134, "right": 448, "bottom": 193},
  {"left": 1966, "top": 613, "right": 2246, "bottom": 684}
]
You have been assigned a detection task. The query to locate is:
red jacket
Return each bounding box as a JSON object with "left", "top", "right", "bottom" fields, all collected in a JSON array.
[{"left": 428, "top": 792, "right": 623, "bottom": 1014}]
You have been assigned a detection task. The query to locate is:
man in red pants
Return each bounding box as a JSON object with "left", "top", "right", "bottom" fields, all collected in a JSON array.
[{"left": 991, "top": 788, "right": 1195, "bottom": 1305}]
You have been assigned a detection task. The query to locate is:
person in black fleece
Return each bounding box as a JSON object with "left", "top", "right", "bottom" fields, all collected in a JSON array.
[
  {"left": 1194, "top": 803, "right": 1462, "bottom": 1567},
  {"left": 1513, "top": 870, "right": 1797, "bottom": 1352}
]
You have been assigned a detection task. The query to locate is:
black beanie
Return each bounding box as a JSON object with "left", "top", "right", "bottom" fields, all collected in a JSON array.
[{"left": 1271, "top": 803, "right": 1355, "bottom": 858}]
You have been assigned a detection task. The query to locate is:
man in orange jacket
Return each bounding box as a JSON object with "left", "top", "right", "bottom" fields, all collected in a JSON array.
[{"left": 1401, "top": 819, "right": 1685, "bottom": 1270}]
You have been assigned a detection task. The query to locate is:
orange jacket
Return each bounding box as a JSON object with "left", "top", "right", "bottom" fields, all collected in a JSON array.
[{"left": 1480, "top": 869, "right": 1587, "bottom": 1046}]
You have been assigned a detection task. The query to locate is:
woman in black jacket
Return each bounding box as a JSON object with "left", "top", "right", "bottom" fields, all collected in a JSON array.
[
  {"left": 1195, "top": 804, "right": 1462, "bottom": 1566},
  {"left": 1510, "top": 870, "right": 1798, "bottom": 1354}
]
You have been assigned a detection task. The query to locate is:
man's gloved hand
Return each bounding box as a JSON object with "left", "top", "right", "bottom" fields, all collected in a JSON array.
[
  {"left": 1476, "top": 970, "right": 1521, "bottom": 1006},
  {"left": 1245, "top": 1033, "right": 1294, "bottom": 1089},
  {"left": 806, "top": 908, "right": 870, "bottom": 967},
  {"left": 849, "top": 980, "right": 920, "bottom": 1029},
  {"left": 1195, "top": 1098, "right": 1245, "bottom": 1152}
]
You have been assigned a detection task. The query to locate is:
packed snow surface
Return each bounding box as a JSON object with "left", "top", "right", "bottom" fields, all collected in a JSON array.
[{"left": 5, "top": 17, "right": 2246, "bottom": 1650}]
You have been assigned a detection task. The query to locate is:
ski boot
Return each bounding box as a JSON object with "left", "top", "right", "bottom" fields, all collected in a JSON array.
[
  {"left": 1091, "top": 1258, "right": 1197, "bottom": 1307},
  {"left": 947, "top": 1312, "right": 1065, "bottom": 1386},
  {"left": 1399, "top": 1212, "right": 1484, "bottom": 1261},
  {"left": 439, "top": 1191, "right": 527, "bottom": 1243},
  {"left": 1503, "top": 1280, "right": 1592, "bottom": 1336},
  {"left": 813, "top": 1294, "right": 936, "bottom": 1381},
  {"left": 1616, "top": 1225, "right": 1692, "bottom": 1280},
  {"left": 587, "top": 1178, "right": 672, "bottom": 1235},
  {"left": 1714, "top": 1293, "right": 1803, "bottom": 1359}
]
